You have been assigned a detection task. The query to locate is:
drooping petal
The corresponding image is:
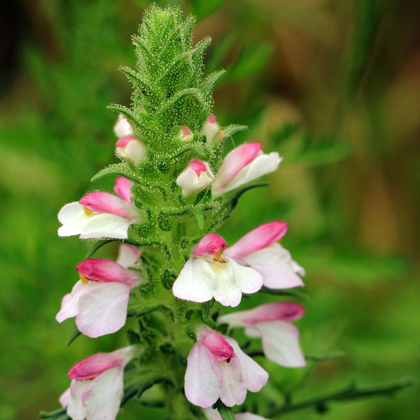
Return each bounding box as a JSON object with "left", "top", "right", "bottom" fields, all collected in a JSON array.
[
  {"left": 193, "top": 234, "right": 227, "bottom": 257},
  {"left": 80, "top": 192, "right": 135, "bottom": 220},
  {"left": 75, "top": 282, "right": 132, "bottom": 338},
  {"left": 255, "top": 321, "right": 306, "bottom": 368},
  {"left": 56, "top": 280, "right": 94, "bottom": 323},
  {"left": 66, "top": 380, "right": 90, "bottom": 420},
  {"left": 225, "top": 221, "right": 288, "bottom": 261},
  {"left": 212, "top": 143, "right": 262, "bottom": 195},
  {"left": 79, "top": 213, "right": 132, "bottom": 240},
  {"left": 229, "top": 258, "right": 264, "bottom": 295},
  {"left": 114, "top": 115, "right": 133, "bottom": 137},
  {"left": 59, "top": 388, "right": 71, "bottom": 408},
  {"left": 185, "top": 342, "right": 221, "bottom": 408},
  {"left": 219, "top": 302, "right": 305, "bottom": 328},
  {"left": 116, "top": 244, "right": 141, "bottom": 268},
  {"left": 198, "top": 326, "right": 235, "bottom": 361},
  {"left": 225, "top": 337, "right": 268, "bottom": 393},
  {"left": 83, "top": 366, "right": 124, "bottom": 420},
  {"left": 211, "top": 261, "right": 243, "bottom": 307},
  {"left": 172, "top": 258, "right": 216, "bottom": 303},
  {"left": 218, "top": 356, "right": 247, "bottom": 407},
  {"left": 242, "top": 243, "right": 304, "bottom": 289},
  {"left": 76, "top": 259, "right": 139, "bottom": 287},
  {"left": 114, "top": 177, "right": 133, "bottom": 204}
]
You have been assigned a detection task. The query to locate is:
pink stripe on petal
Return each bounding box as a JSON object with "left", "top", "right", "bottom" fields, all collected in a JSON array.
[
  {"left": 80, "top": 192, "right": 133, "bottom": 219},
  {"left": 190, "top": 160, "right": 207, "bottom": 175},
  {"left": 76, "top": 259, "right": 138, "bottom": 286},
  {"left": 115, "top": 136, "right": 138, "bottom": 148},
  {"left": 193, "top": 234, "right": 227, "bottom": 257},
  {"left": 214, "top": 143, "right": 262, "bottom": 191},
  {"left": 225, "top": 221, "right": 288, "bottom": 260},
  {"left": 68, "top": 352, "right": 124, "bottom": 380},
  {"left": 114, "top": 177, "right": 133, "bottom": 204},
  {"left": 199, "top": 326, "right": 235, "bottom": 361}
]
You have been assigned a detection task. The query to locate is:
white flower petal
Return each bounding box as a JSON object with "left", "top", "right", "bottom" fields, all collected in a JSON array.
[
  {"left": 173, "top": 258, "right": 216, "bottom": 303},
  {"left": 211, "top": 261, "right": 243, "bottom": 307},
  {"left": 83, "top": 366, "right": 124, "bottom": 420},
  {"left": 58, "top": 202, "right": 87, "bottom": 237},
  {"left": 218, "top": 357, "right": 247, "bottom": 407},
  {"left": 256, "top": 321, "right": 306, "bottom": 368},
  {"left": 243, "top": 244, "right": 304, "bottom": 289},
  {"left": 76, "top": 282, "right": 131, "bottom": 338},
  {"left": 79, "top": 213, "right": 132, "bottom": 240},
  {"left": 116, "top": 244, "right": 140, "bottom": 268},
  {"left": 229, "top": 258, "right": 264, "bottom": 295},
  {"left": 67, "top": 380, "right": 90, "bottom": 420}
]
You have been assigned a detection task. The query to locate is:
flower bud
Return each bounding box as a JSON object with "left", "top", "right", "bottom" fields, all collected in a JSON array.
[
  {"left": 115, "top": 136, "right": 147, "bottom": 165},
  {"left": 200, "top": 115, "right": 222, "bottom": 146},
  {"left": 114, "top": 114, "right": 133, "bottom": 137},
  {"left": 178, "top": 126, "right": 194, "bottom": 143},
  {"left": 176, "top": 160, "right": 215, "bottom": 197}
]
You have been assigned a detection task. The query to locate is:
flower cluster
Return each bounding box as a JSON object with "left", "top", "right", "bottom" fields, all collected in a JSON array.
[{"left": 50, "top": 6, "right": 307, "bottom": 420}]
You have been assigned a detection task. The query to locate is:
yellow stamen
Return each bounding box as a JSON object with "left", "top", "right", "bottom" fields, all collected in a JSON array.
[
  {"left": 83, "top": 207, "right": 93, "bottom": 216},
  {"left": 80, "top": 274, "right": 89, "bottom": 284},
  {"left": 214, "top": 248, "right": 223, "bottom": 260},
  {"left": 219, "top": 129, "right": 224, "bottom": 142}
]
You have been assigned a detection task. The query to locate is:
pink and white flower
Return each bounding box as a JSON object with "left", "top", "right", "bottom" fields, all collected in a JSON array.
[
  {"left": 115, "top": 136, "right": 147, "bottom": 165},
  {"left": 59, "top": 346, "right": 138, "bottom": 420},
  {"left": 56, "top": 244, "right": 141, "bottom": 338},
  {"left": 185, "top": 326, "right": 268, "bottom": 408},
  {"left": 58, "top": 178, "right": 138, "bottom": 240},
  {"left": 203, "top": 408, "right": 267, "bottom": 420},
  {"left": 212, "top": 143, "right": 282, "bottom": 198},
  {"left": 224, "top": 221, "right": 305, "bottom": 289},
  {"left": 178, "top": 125, "right": 194, "bottom": 143},
  {"left": 201, "top": 115, "right": 223, "bottom": 146},
  {"left": 172, "top": 234, "right": 263, "bottom": 307},
  {"left": 114, "top": 114, "right": 133, "bottom": 138},
  {"left": 219, "top": 302, "right": 306, "bottom": 368},
  {"left": 176, "top": 160, "right": 215, "bottom": 196}
]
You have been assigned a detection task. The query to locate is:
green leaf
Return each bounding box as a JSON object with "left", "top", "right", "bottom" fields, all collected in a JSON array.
[
  {"left": 66, "top": 329, "right": 81, "bottom": 347},
  {"left": 91, "top": 163, "right": 140, "bottom": 183},
  {"left": 226, "top": 183, "right": 269, "bottom": 211},
  {"left": 222, "top": 124, "right": 248, "bottom": 138},
  {"left": 201, "top": 70, "right": 226, "bottom": 101},
  {"left": 202, "top": 301, "right": 210, "bottom": 320},
  {"left": 85, "top": 239, "right": 116, "bottom": 259},
  {"left": 169, "top": 144, "right": 208, "bottom": 159},
  {"left": 107, "top": 104, "right": 156, "bottom": 135},
  {"left": 216, "top": 400, "right": 235, "bottom": 420},
  {"left": 39, "top": 407, "right": 69, "bottom": 420},
  {"left": 189, "top": 207, "right": 205, "bottom": 229}
]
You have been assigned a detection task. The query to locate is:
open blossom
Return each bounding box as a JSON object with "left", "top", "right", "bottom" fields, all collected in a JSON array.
[
  {"left": 58, "top": 177, "right": 138, "bottom": 240},
  {"left": 201, "top": 115, "right": 223, "bottom": 146},
  {"left": 56, "top": 244, "right": 141, "bottom": 338},
  {"left": 224, "top": 221, "right": 305, "bottom": 289},
  {"left": 176, "top": 160, "right": 215, "bottom": 196},
  {"left": 178, "top": 125, "right": 194, "bottom": 143},
  {"left": 115, "top": 136, "right": 147, "bottom": 165},
  {"left": 172, "top": 234, "right": 263, "bottom": 307},
  {"left": 212, "top": 143, "right": 282, "bottom": 198},
  {"left": 59, "top": 346, "right": 138, "bottom": 420},
  {"left": 220, "top": 302, "right": 306, "bottom": 368},
  {"left": 185, "top": 326, "right": 268, "bottom": 408},
  {"left": 114, "top": 114, "right": 133, "bottom": 138},
  {"left": 203, "top": 408, "right": 267, "bottom": 420}
]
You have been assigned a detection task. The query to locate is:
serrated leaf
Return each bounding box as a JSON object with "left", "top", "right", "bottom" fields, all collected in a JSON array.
[
  {"left": 201, "top": 69, "right": 226, "bottom": 101},
  {"left": 157, "top": 88, "right": 204, "bottom": 115}
]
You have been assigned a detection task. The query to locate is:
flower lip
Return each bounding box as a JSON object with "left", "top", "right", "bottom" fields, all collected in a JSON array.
[
  {"left": 79, "top": 192, "right": 136, "bottom": 220},
  {"left": 198, "top": 326, "right": 235, "bottom": 362},
  {"left": 193, "top": 233, "right": 227, "bottom": 258},
  {"left": 68, "top": 353, "right": 123, "bottom": 380}
]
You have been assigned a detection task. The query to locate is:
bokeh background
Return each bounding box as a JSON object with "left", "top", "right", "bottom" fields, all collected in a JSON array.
[{"left": 0, "top": 0, "right": 419, "bottom": 419}]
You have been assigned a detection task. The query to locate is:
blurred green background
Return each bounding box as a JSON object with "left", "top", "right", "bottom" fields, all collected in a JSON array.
[{"left": 0, "top": 0, "right": 419, "bottom": 419}]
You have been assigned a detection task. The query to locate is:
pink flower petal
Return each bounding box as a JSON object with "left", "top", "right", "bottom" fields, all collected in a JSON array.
[
  {"left": 115, "top": 136, "right": 137, "bottom": 148},
  {"left": 219, "top": 302, "right": 305, "bottom": 328},
  {"left": 67, "top": 380, "right": 89, "bottom": 420},
  {"left": 75, "top": 282, "right": 132, "bottom": 338},
  {"left": 225, "top": 222, "right": 288, "bottom": 261},
  {"left": 80, "top": 192, "right": 134, "bottom": 220},
  {"left": 114, "top": 177, "right": 133, "bottom": 205},
  {"left": 198, "top": 326, "right": 235, "bottom": 361},
  {"left": 193, "top": 234, "right": 227, "bottom": 257},
  {"left": 213, "top": 143, "right": 262, "bottom": 192},
  {"left": 190, "top": 160, "right": 207, "bottom": 175},
  {"left": 185, "top": 342, "right": 221, "bottom": 408},
  {"left": 218, "top": 355, "right": 247, "bottom": 407},
  {"left": 75, "top": 259, "right": 139, "bottom": 286}
]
